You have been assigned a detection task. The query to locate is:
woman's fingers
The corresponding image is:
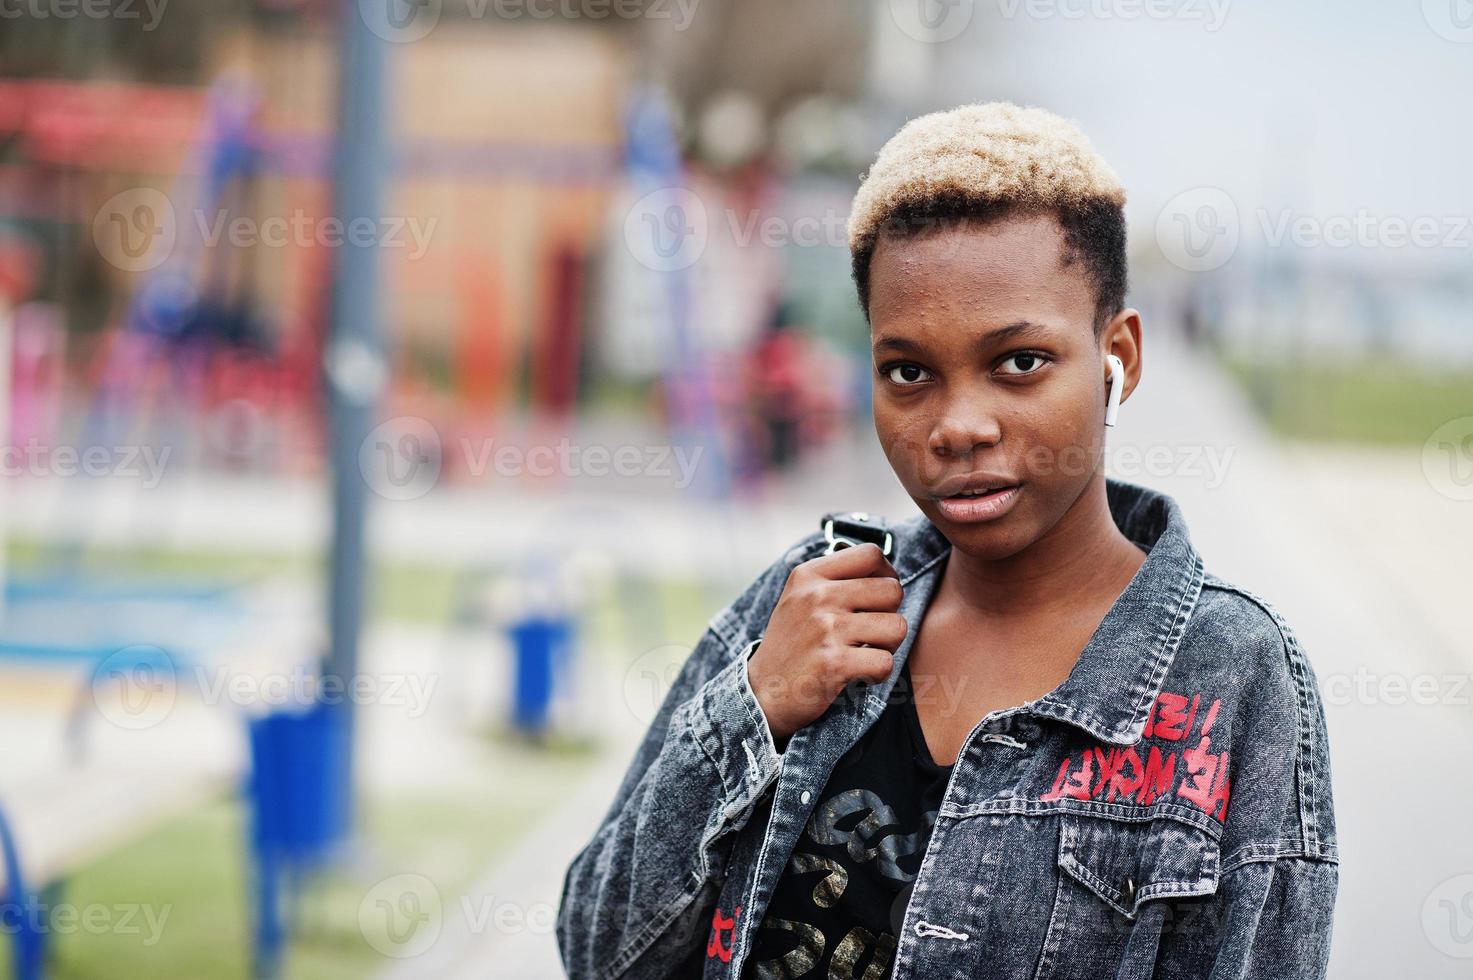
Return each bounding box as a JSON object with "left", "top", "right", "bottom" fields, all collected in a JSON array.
[
  {"left": 843, "top": 645, "right": 897, "bottom": 684},
  {"left": 831, "top": 575, "right": 905, "bottom": 612},
  {"left": 845, "top": 611, "right": 910, "bottom": 651}
]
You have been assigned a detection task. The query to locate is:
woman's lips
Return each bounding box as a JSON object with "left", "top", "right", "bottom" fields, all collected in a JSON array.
[{"left": 934, "top": 484, "right": 1022, "bottom": 523}]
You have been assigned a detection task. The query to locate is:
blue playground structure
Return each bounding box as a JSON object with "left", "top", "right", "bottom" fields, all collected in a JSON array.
[
  {"left": 0, "top": 569, "right": 356, "bottom": 980},
  {"left": 0, "top": 574, "right": 234, "bottom": 980},
  {"left": 0, "top": 801, "right": 46, "bottom": 980}
]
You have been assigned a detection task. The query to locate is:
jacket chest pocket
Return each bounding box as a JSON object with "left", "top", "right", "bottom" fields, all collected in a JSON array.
[{"left": 1033, "top": 812, "right": 1221, "bottom": 980}]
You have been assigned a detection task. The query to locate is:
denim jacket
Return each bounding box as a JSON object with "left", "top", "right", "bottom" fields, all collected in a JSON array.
[{"left": 558, "top": 477, "right": 1339, "bottom": 979}]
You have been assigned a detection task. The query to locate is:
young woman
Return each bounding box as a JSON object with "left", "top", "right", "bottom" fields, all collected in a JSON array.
[{"left": 558, "top": 103, "right": 1338, "bottom": 980}]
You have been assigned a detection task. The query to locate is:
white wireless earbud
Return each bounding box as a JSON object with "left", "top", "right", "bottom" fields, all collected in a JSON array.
[{"left": 1104, "top": 354, "right": 1124, "bottom": 427}]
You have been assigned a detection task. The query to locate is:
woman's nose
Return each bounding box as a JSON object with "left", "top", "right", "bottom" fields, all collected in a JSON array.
[{"left": 927, "top": 401, "right": 1003, "bottom": 458}]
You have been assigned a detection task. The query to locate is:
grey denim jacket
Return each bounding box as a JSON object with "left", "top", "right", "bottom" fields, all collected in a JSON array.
[{"left": 558, "top": 477, "right": 1339, "bottom": 979}]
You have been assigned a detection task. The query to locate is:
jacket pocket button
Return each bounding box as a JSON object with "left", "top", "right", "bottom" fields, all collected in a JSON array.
[
  {"left": 800, "top": 791, "right": 812, "bottom": 805},
  {"left": 1122, "top": 877, "right": 1137, "bottom": 906}
]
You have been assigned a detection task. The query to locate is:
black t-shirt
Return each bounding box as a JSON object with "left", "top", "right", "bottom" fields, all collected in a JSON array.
[{"left": 742, "top": 663, "right": 955, "bottom": 980}]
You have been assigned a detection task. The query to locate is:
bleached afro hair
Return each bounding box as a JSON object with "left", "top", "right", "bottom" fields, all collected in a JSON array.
[{"left": 847, "top": 102, "right": 1129, "bottom": 331}]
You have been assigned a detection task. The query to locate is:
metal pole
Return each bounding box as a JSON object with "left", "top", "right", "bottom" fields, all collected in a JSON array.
[{"left": 323, "top": 0, "right": 389, "bottom": 824}]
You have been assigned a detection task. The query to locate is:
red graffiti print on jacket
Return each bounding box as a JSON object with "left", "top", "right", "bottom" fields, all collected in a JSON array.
[
  {"left": 707, "top": 905, "right": 740, "bottom": 963},
  {"left": 1176, "top": 697, "right": 1231, "bottom": 820},
  {"left": 1041, "top": 691, "right": 1232, "bottom": 822}
]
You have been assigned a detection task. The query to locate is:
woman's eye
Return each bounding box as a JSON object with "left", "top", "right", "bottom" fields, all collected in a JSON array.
[
  {"left": 883, "top": 363, "right": 931, "bottom": 386},
  {"left": 997, "top": 352, "right": 1048, "bottom": 376}
]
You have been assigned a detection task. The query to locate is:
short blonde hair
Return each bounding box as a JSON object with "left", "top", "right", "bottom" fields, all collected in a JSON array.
[{"left": 847, "top": 102, "right": 1128, "bottom": 325}]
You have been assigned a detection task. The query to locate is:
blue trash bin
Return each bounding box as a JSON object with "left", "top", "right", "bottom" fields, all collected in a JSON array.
[
  {"left": 507, "top": 615, "right": 573, "bottom": 735},
  {"left": 245, "top": 699, "right": 352, "bottom": 978}
]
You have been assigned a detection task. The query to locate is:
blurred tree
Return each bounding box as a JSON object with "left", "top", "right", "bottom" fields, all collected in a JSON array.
[{"left": 1, "top": 0, "right": 263, "bottom": 82}]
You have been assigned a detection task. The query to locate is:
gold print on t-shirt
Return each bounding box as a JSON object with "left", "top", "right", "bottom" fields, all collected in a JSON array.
[
  {"left": 788, "top": 853, "right": 849, "bottom": 909},
  {"left": 829, "top": 927, "right": 896, "bottom": 980},
  {"left": 749, "top": 785, "right": 938, "bottom": 978},
  {"left": 807, "top": 789, "right": 930, "bottom": 883},
  {"left": 751, "top": 918, "right": 824, "bottom": 980}
]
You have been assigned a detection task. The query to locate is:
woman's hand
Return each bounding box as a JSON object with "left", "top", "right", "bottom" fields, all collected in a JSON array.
[{"left": 747, "top": 543, "right": 908, "bottom": 742}]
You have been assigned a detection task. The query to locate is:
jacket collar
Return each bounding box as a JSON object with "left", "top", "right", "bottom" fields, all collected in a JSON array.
[{"left": 893, "top": 477, "right": 1206, "bottom": 746}]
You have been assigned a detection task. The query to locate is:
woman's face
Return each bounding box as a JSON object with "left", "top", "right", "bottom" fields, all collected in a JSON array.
[{"left": 868, "top": 212, "right": 1123, "bottom": 561}]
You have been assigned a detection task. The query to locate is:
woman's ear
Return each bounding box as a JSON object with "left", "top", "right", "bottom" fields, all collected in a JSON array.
[{"left": 1100, "top": 308, "right": 1143, "bottom": 411}]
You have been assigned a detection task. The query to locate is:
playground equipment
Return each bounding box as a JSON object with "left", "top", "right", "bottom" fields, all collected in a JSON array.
[
  {"left": 0, "top": 23, "right": 758, "bottom": 980},
  {"left": 0, "top": 574, "right": 244, "bottom": 979},
  {"left": 0, "top": 570, "right": 337, "bottom": 980},
  {"left": 0, "top": 762, "right": 232, "bottom": 980},
  {"left": 0, "top": 802, "right": 45, "bottom": 980}
]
